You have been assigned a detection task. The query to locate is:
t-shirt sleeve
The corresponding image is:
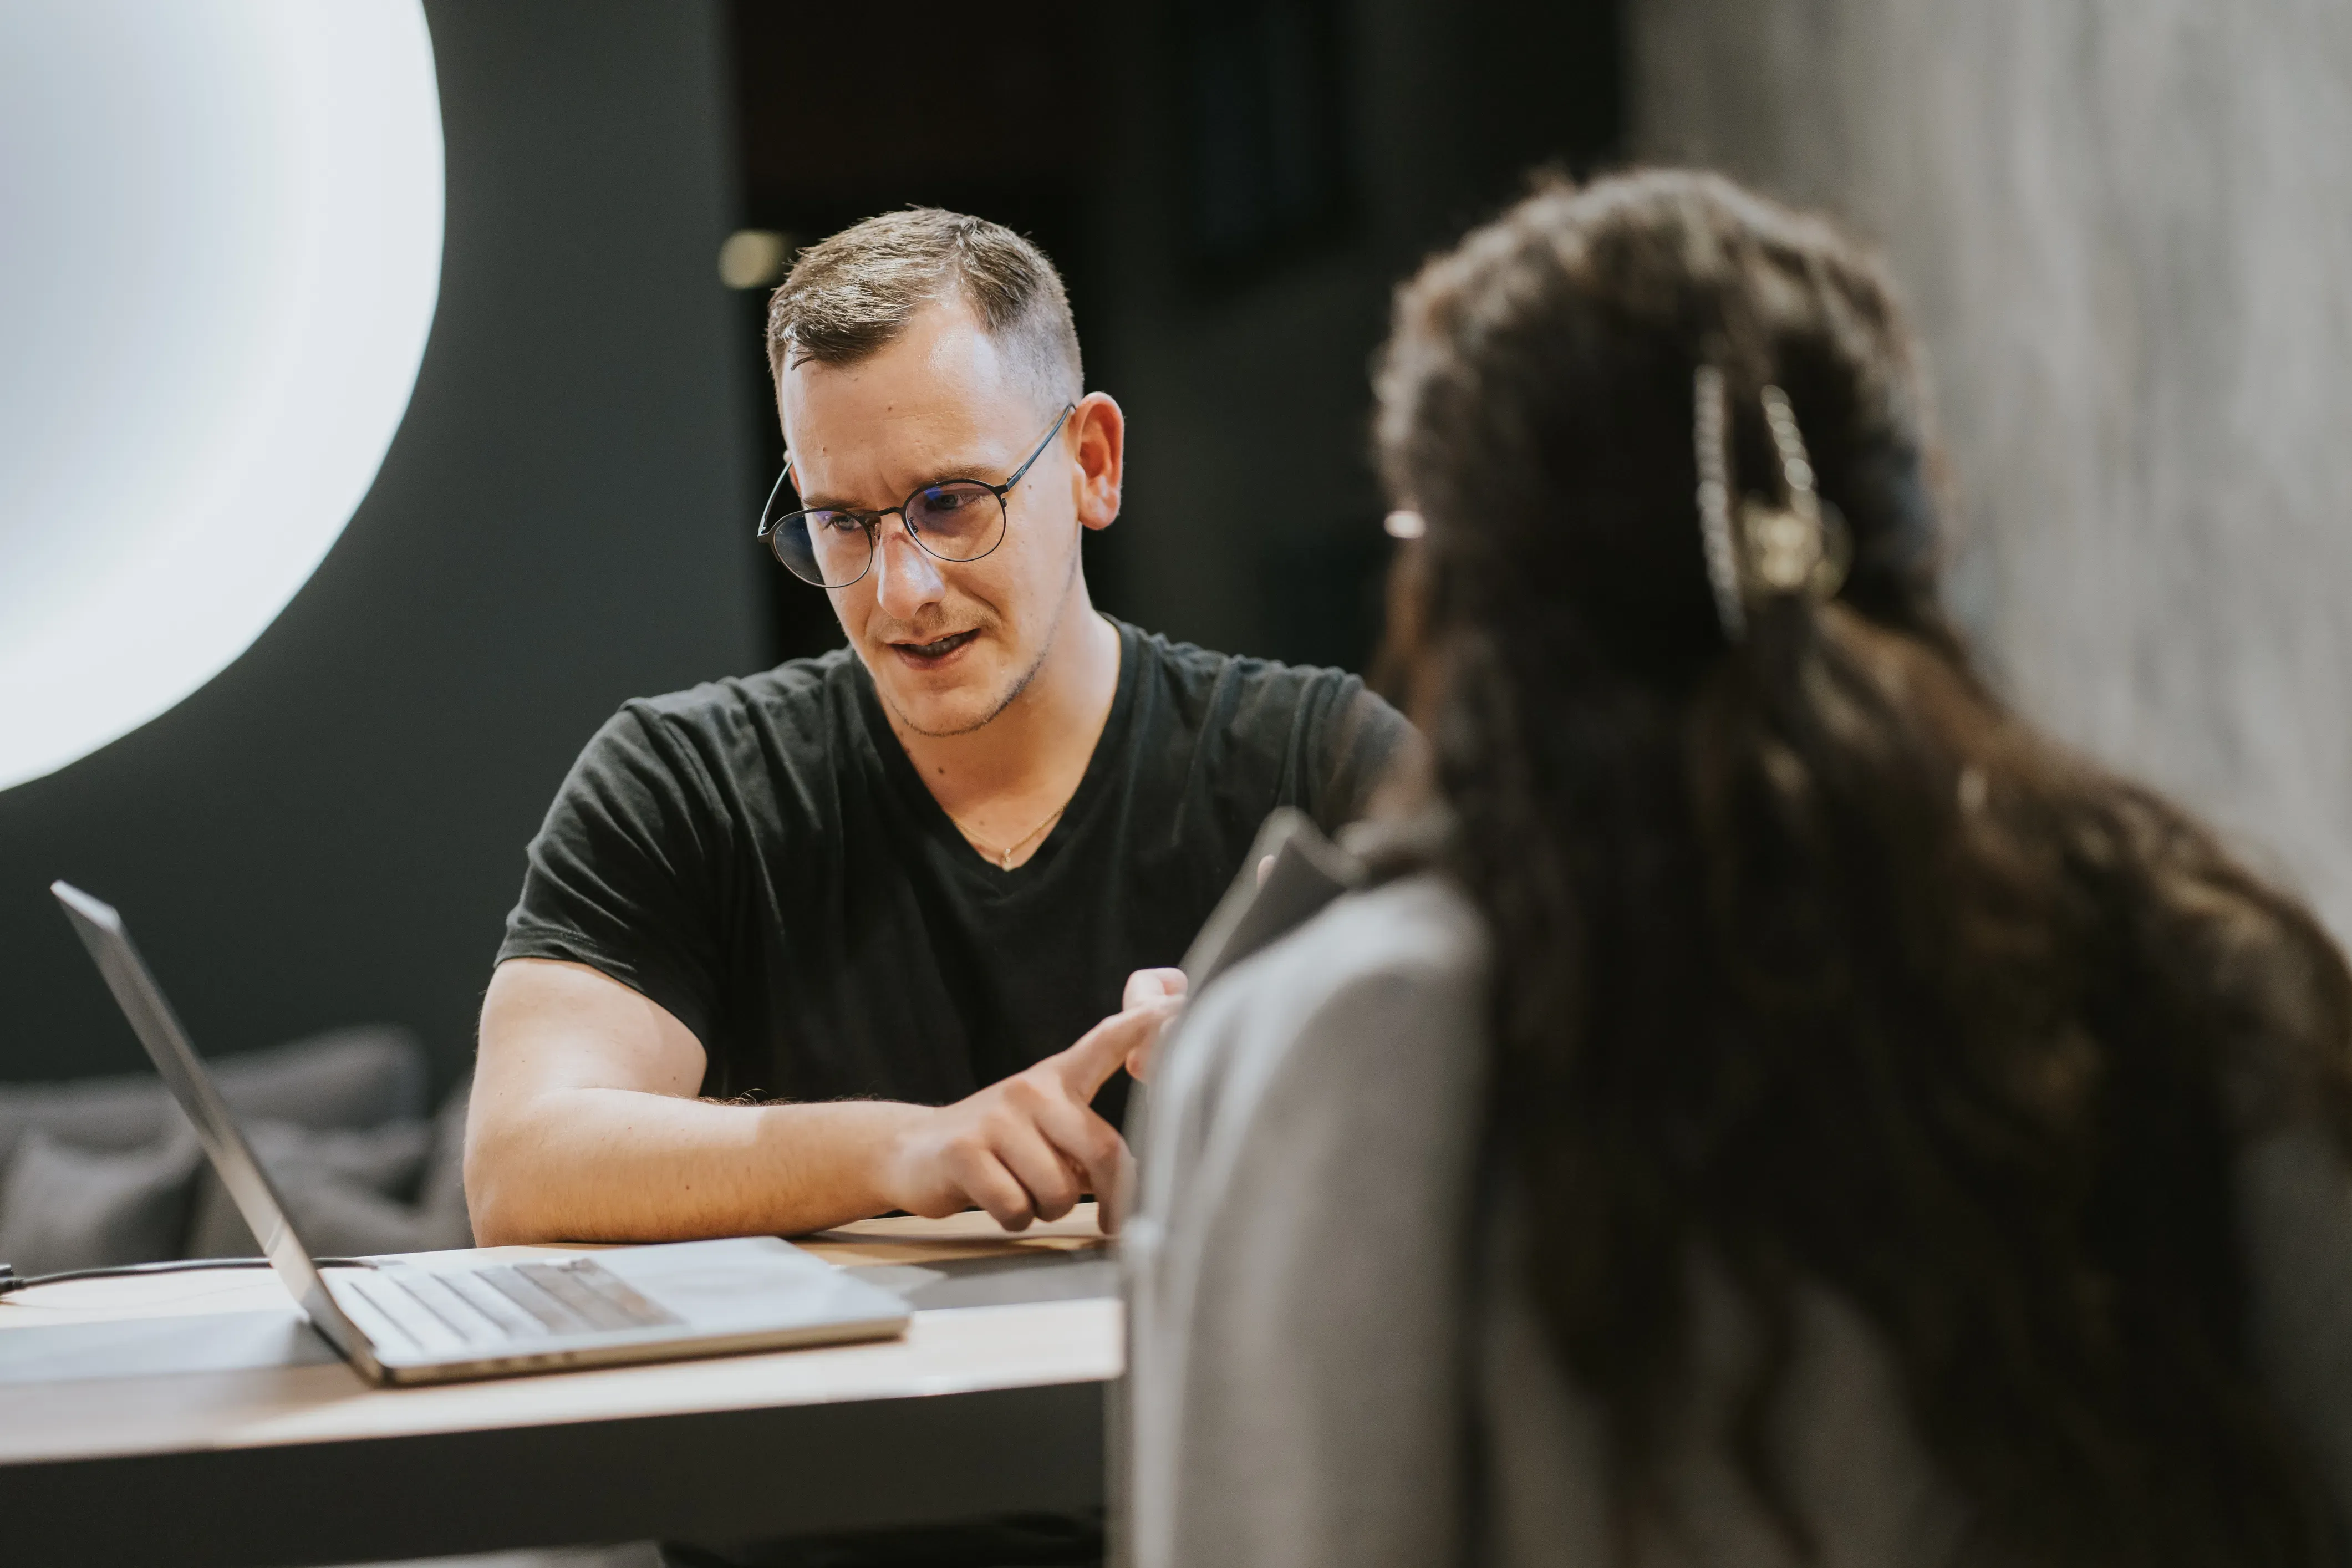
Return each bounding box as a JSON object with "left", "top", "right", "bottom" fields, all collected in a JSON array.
[
  {"left": 1300, "top": 675, "right": 1418, "bottom": 832},
  {"left": 496, "top": 704, "right": 731, "bottom": 1046}
]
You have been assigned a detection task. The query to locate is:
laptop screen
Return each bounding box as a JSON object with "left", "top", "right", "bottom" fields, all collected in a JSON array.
[{"left": 51, "top": 881, "right": 367, "bottom": 1355}]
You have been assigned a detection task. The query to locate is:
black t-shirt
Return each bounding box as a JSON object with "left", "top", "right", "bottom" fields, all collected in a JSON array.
[{"left": 497, "top": 618, "right": 1410, "bottom": 1124}]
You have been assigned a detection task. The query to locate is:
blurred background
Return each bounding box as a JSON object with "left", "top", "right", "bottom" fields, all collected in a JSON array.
[{"left": 1, "top": 0, "right": 2346, "bottom": 1117}]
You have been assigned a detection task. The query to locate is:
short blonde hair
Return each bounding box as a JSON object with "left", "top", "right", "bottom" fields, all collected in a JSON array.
[{"left": 766, "top": 208, "right": 1082, "bottom": 414}]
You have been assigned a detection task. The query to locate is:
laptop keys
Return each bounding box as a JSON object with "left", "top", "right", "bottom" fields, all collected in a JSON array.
[
  {"left": 512, "top": 1258, "right": 681, "bottom": 1331},
  {"left": 342, "top": 1270, "right": 475, "bottom": 1355},
  {"left": 436, "top": 1269, "right": 551, "bottom": 1338},
  {"left": 337, "top": 1257, "right": 684, "bottom": 1358},
  {"left": 469, "top": 1258, "right": 682, "bottom": 1337}
]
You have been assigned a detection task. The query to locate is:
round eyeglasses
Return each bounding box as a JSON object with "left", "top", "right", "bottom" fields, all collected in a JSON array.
[{"left": 756, "top": 404, "right": 1076, "bottom": 588}]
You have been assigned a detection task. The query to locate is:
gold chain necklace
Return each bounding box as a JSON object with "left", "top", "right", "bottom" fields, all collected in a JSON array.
[{"left": 950, "top": 799, "right": 1071, "bottom": 871}]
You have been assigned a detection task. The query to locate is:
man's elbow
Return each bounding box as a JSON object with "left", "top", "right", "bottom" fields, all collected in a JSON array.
[{"left": 462, "top": 1109, "right": 561, "bottom": 1246}]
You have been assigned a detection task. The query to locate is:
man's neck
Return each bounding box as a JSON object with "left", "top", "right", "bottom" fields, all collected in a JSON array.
[{"left": 883, "top": 588, "right": 1122, "bottom": 827}]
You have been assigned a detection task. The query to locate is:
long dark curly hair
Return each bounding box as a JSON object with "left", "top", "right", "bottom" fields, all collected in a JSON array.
[{"left": 1373, "top": 169, "right": 2352, "bottom": 1565}]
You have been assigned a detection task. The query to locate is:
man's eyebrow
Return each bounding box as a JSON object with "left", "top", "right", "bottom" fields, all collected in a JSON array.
[
  {"left": 779, "top": 459, "right": 859, "bottom": 513},
  {"left": 787, "top": 483, "right": 864, "bottom": 513},
  {"left": 785, "top": 451, "right": 1006, "bottom": 511}
]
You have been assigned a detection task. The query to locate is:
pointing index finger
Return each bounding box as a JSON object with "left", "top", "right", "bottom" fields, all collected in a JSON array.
[{"left": 1055, "top": 999, "right": 1182, "bottom": 1099}]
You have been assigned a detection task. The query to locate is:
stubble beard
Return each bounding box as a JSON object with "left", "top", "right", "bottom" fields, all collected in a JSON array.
[{"left": 881, "top": 541, "right": 1083, "bottom": 740}]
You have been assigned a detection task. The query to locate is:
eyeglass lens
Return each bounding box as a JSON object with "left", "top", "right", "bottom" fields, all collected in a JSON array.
[{"left": 764, "top": 481, "right": 1007, "bottom": 588}]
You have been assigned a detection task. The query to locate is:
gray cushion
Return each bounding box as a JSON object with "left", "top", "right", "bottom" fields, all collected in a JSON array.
[
  {"left": 184, "top": 1075, "right": 474, "bottom": 1260},
  {"left": 414, "top": 1072, "right": 474, "bottom": 1240},
  {"left": 0, "top": 1127, "right": 202, "bottom": 1275},
  {"left": 210, "top": 1026, "right": 429, "bottom": 1129},
  {"left": 0, "top": 1025, "right": 427, "bottom": 1168},
  {"left": 0, "top": 1075, "right": 164, "bottom": 1159}
]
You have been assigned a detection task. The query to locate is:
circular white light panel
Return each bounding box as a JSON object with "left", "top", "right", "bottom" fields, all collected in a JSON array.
[{"left": 0, "top": 1, "right": 444, "bottom": 792}]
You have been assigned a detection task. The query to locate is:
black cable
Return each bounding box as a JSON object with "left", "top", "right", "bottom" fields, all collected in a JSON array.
[{"left": 0, "top": 1255, "right": 379, "bottom": 1299}]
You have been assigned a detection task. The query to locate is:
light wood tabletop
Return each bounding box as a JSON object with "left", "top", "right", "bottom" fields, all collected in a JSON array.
[
  {"left": 0, "top": 1205, "right": 1121, "bottom": 1567},
  {"left": 0, "top": 1204, "right": 1109, "bottom": 1331}
]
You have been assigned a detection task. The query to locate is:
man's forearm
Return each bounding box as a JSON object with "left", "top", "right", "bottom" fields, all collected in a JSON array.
[{"left": 466, "top": 1087, "right": 928, "bottom": 1244}]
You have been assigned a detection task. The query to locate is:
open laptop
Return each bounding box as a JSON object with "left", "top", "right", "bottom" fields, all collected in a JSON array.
[{"left": 50, "top": 880, "right": 912, "bottom": 1386}]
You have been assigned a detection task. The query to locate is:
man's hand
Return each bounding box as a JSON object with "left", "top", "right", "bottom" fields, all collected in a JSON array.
[
  {"left": 875, "top": 996, "right": 1180, "bottom": 1235},
  {"left": 1119, "top": 968, "right": 1188, "bottom": 1081}
]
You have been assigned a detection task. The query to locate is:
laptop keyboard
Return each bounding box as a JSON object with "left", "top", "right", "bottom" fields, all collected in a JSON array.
[{"left": 339, "top": 1256, "right": 683, "bottom": 1355}]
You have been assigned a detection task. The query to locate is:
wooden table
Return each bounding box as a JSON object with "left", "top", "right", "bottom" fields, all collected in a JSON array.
[{"left": 0, "top": 1208, "right": 1121, "bottom": 1567}]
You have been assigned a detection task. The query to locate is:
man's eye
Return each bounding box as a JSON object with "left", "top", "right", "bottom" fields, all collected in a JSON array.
[
  {"left": 810, "top": 510, "right": 863, "bottom": 534},
  {"left": 920, "top": 487, "right": 969, "bottom": 513}
]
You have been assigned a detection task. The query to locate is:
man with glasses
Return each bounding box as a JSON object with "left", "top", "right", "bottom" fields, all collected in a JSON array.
[{"left": 466, "top": 210, "right": 1408, "bottom": 1244}]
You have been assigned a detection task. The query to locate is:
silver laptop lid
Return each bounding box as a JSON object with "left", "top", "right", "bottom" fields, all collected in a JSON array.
[{"left": 50, "top": 881, "right": 375, "bottom": 1366}]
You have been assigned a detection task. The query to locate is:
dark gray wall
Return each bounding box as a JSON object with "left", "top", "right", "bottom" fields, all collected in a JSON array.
[{"left": 0, "top": 1, "right": 761, "bottom": 1090}]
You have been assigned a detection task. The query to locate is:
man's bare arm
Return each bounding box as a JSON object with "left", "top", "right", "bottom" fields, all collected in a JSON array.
[
  {"left": 466, "top": 958, "right": 924, "bottom": 1243},
  {"left": 466, "top": 957, "right": 1175, "bottom": 1245}
]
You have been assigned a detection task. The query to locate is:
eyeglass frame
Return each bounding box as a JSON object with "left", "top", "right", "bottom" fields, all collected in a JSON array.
[{"left": 756, "top": 402, "right": 1078, "bottom": 588}]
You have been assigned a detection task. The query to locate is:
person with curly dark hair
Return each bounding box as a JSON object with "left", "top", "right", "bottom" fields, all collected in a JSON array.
[{"left": 1125, "top": 170, "right": 2352, "bottom": 1568}]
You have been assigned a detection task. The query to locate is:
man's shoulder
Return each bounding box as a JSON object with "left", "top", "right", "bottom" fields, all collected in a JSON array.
[
  {"left": 1117, "top": 621, "right": 1414, "bottom": 827},
  {"left": 1128, "top": 622, "right": 1348, "bottom": 691},
  {"left": 1124, "top": 622, "right": 1389, "bottom": 729},
  {"left": 608, "top": 645, "right": 864, "bottom": 744},
  {"left": 558, "top": 648, "right": 867, "bottom": 811}
]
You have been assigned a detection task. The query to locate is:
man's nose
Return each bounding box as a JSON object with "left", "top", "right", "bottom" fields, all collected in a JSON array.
[{"left": 873, "top": 516, "right": 945, "bottom": 620}]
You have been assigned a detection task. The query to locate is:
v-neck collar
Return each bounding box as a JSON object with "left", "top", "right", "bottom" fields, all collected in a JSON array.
[{"left": 854, "top": 616, "right": 1142, "bottom": 884}]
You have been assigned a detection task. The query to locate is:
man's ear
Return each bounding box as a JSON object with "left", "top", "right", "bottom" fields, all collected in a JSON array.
[{"left": 1071, "top": 392, "right": 1124, "bottom": 532}]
